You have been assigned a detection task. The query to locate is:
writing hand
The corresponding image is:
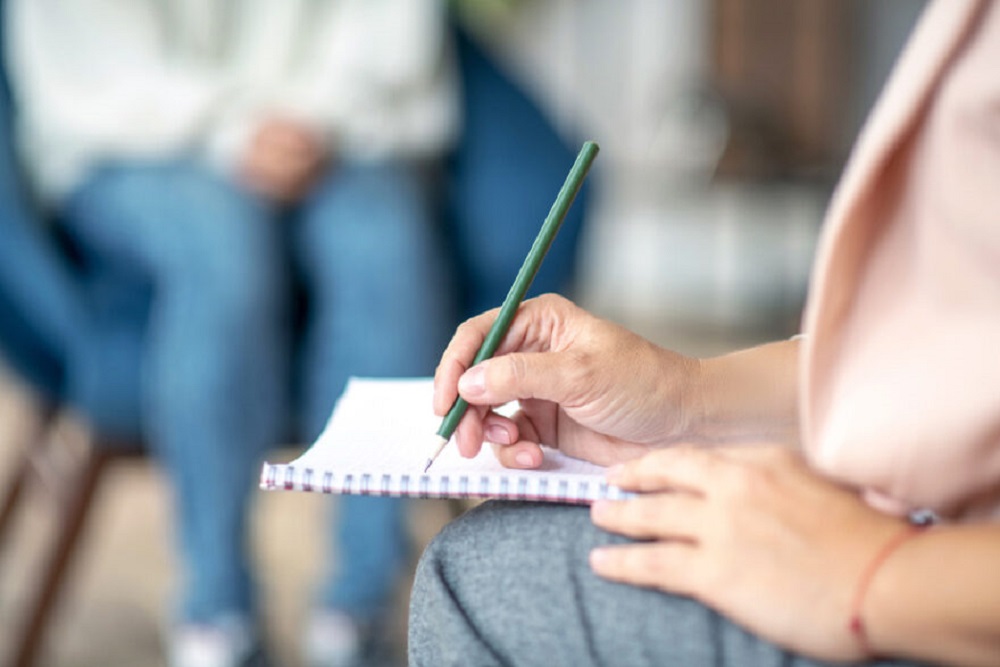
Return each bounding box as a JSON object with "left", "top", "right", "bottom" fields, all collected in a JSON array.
[{"left": 433, "top": 294, "right": 701, "bottom": 468}]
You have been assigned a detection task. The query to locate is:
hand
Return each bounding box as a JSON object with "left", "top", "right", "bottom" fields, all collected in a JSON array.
[
  {"left": 433, "top": 294, "right": 702, "bottom": 468},
  {"left": 240, "top": 117, "right": 327, "bottom": 202},
  {"left": 589, "top": 444, "right": 908, "bottom": 662}
]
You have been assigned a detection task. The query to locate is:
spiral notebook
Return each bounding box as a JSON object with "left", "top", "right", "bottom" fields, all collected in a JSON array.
[{"left": 259, "top": 377, "right": 629, "bottom": 504}]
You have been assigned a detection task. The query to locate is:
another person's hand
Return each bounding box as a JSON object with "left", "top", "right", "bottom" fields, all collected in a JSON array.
[
  {"left": 433, "top": 294, "right": 702, "bottom": 468},
  {"left": 241, "top": 118, "right": 327, "bottom": 202},
  {"left": 589, "top": 444, "right": 909, "bottom": 662}
]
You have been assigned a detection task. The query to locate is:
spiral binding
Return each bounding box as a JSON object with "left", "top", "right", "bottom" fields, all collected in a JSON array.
[{"left": 261, "top": 463, "right": 630, "bottom": 504}]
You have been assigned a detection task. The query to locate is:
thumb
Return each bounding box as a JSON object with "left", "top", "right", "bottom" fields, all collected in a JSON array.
[{"left": 458, "top": 352, "right": 579, "bottom": 407}]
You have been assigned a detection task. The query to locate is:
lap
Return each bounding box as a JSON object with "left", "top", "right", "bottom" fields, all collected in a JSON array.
[
  {"left": 62, "top": 159, "right": 281, "bottom": 285},
  {"left": 293, "top": 160, "right": 444, "bottom": 278},
  {"left": 290, "top": 159, "right": 453, "bottom": 344},
  {"left": 410, "top": 501, "right": 924, "bottom": 667}
]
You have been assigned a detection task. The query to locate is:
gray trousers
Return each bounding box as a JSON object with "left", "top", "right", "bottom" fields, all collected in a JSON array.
[{"left": 409, "top": 501, "right": 930, "bottom": 667}]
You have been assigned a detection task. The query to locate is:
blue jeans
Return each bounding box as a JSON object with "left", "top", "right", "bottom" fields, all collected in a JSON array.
[
  {"left": 63, "top": 159, "right": 452, "bottom": 624},
  {"left": 292, "top": 164, "right": 452, "bottom": 620},
  {"left": 65, "top": 162, "right": 288, "bottom": 623}
]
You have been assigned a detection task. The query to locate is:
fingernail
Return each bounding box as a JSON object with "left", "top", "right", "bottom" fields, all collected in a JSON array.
[
  {"left": 458, "top": 365, "right": 486, "bottom": 397},
  {"left": 589, "top": 548, "right": 608, "bottom": 569},
  {"left": 515, "top": 451, "right": 535, "bottom": 467},
  {"left": 485, "top": 424, "right": 512, "bottom": 445}
]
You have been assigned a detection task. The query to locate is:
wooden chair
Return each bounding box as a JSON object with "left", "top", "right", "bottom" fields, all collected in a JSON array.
[
  {"left": 0, "top": 402, "right": 143, "bottom": 667},
  {"left": 0, "top": 19, "right": 587, "bottom": 666},
  {"left": 0, "top": 66, "right": 152, "bottom": 665}
]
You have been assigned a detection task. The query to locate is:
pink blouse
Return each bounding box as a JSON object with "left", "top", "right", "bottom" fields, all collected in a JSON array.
[{"left": 801, "top": 0, "right": 1000, "bottom": 521}]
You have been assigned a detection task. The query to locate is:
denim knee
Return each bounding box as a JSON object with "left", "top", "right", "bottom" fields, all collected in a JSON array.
[{"left": 67, "top": 161, "right": 287, "bottom": 325}]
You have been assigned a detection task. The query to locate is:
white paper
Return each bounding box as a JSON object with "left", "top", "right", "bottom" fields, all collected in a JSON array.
[{"left": 260, "top": 377, "right": 628, "bottom": 503}]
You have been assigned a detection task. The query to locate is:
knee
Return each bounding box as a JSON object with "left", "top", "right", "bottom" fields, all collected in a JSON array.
[
  {"left": 66, "top": 161, "right": 286, "bottom": 325},
  {"left": 417, "top": 501, "right": 583, "bottom": 589},
  {"left": 410, "top": 502, "right": 589, "bottom": 665},
  {"left": 310, "top": 162, "right": 424, "bottom": 221},
  {"left": 154, "top": 169, "right": 285, "bottom": 316},
  {"left": 297, "top": 162, "right": 433, "bottom": 265},
  {"left": 184, "top": 233, "right": 284, "bottom": 320},
  {"left": 414, "top": 503, "right": 498, "bottom": 596}
]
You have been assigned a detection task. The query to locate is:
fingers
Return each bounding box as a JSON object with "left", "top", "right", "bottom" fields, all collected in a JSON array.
[
  {"left": 453, "top": 406, "right": 539, "bottom": 464},
  {"left": 458, "top": 350, "right": 581, "bottom": 408},
  {"left": 591, "top": 493, "right": 705, "bottom": 541},
  {"left": 242, "top": 119, "right": 325, "bottom": 201},
  {"left": 259, "top": 119, "right": 320, "bottom": 154},
  {"left": 490, "top": 410, "right": 545, "bottom": 469},
  {"left": 608, "top": 444, "right": 802, "bottom": 499},
  {"left": 244, "top": 162, "right": 309, "bottom": 200},
  {"left": 452, "top": 405, "right": 548, "bottom": 469},
  {"left": 455, "top": 406, "right": 546, "bottom": 469},
  {"left": 453, "top": 403, "right": 490, "bottom": 458},
  {"left": 482, "top": 411, "right": 519, "bottom": 447},
  {"left": 450, "top": 353, "right": 582, "bottom": 465},
  {"left": 491, "top": 440, "right": 545, "bottom": 469},
  {"left": 433, "top": 294, "right": 580, "bottom": 415},
  {"left": 433, "top": 309, "right": 496, "bottom": 415},
  {"left": 589, "top": 542, "right": 699, "bottom": 596},
  {"left": 608, "top": 446, "right": 723, "bottom": 495},
  {"left": 589, "top": 485, "right": 707, "bottom": 596}
]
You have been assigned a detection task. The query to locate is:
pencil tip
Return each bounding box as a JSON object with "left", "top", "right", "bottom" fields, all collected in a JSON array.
[{"left": 424, "top": 435, "right": 447, "bottom": 473}]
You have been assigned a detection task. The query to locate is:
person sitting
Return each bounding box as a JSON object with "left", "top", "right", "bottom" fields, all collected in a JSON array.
[
  {"left": 408, "top": 1, "right": 1000, "bottom": 665},
  {"left": 5, "top": 1, "right": 456, "bottom": 666}
]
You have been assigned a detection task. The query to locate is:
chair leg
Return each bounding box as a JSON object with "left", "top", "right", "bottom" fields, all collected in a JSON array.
[
  {"left": 0, "top": 406, "right": 58, "bottom": 547},
  {"left": 8, "top": 445, "right": 112, "bottom": 667},
  {"left": 0, "top": 452, "right": 33, "bottom": 549}
]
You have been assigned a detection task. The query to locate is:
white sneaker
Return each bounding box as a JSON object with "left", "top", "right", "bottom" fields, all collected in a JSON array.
[
  {"left": 169, "top": 615, "right": 258, "bottom": 667},
  {"left": 303, "top": 610, "right": 363, "bottom": 667}
]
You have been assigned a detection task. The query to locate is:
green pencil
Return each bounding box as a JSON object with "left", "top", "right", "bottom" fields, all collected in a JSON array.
[{"left": 424, "top": 140, "right": 600, "bottom": 472}]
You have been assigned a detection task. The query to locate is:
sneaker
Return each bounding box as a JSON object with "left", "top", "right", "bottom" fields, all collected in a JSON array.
[
  {"left": 169, "top": 615, "right": 267, "bottom": 667},
  {"left": 304, "top": 610, "right": 363, "bottom": 667}
]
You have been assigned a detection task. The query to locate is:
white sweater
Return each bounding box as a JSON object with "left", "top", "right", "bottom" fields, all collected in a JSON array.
[{"left": 5, "top": 0, "right": 458, "bottom": 200}]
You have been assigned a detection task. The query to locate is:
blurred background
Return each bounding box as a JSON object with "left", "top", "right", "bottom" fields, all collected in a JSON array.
[{"left": 1, "top": 1, "right": 927, "bottom": 666}]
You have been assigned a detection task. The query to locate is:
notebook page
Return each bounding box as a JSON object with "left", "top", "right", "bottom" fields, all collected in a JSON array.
[
  {"left": 262, "top": 377, "right": 628, "bottom": 502},
  {"left": 296, "top": 377, "right": 607, "bottom": 478}
]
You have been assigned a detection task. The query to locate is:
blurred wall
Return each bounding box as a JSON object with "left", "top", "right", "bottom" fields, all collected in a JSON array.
[{"left": 465, "top": 0, "right": 927, "bottom": 351}]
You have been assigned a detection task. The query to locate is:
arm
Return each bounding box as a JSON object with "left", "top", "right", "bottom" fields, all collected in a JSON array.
[
  {"left": 866, "top": 523, "right": 1000, "bottom": 666},
  {"left": 6, "top": 0, "right": 223, "bottom": 170},
  {"left": 695, "top": 337, "right": 801, "bottom": 445},
  {"left": 434, "top": 294, "right": 801, "bottom": 467}
]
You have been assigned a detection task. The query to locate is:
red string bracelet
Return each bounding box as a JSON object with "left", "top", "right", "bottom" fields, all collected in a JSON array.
[{"left": 848, "top": 524, "right": 929, "bottom": 658}]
